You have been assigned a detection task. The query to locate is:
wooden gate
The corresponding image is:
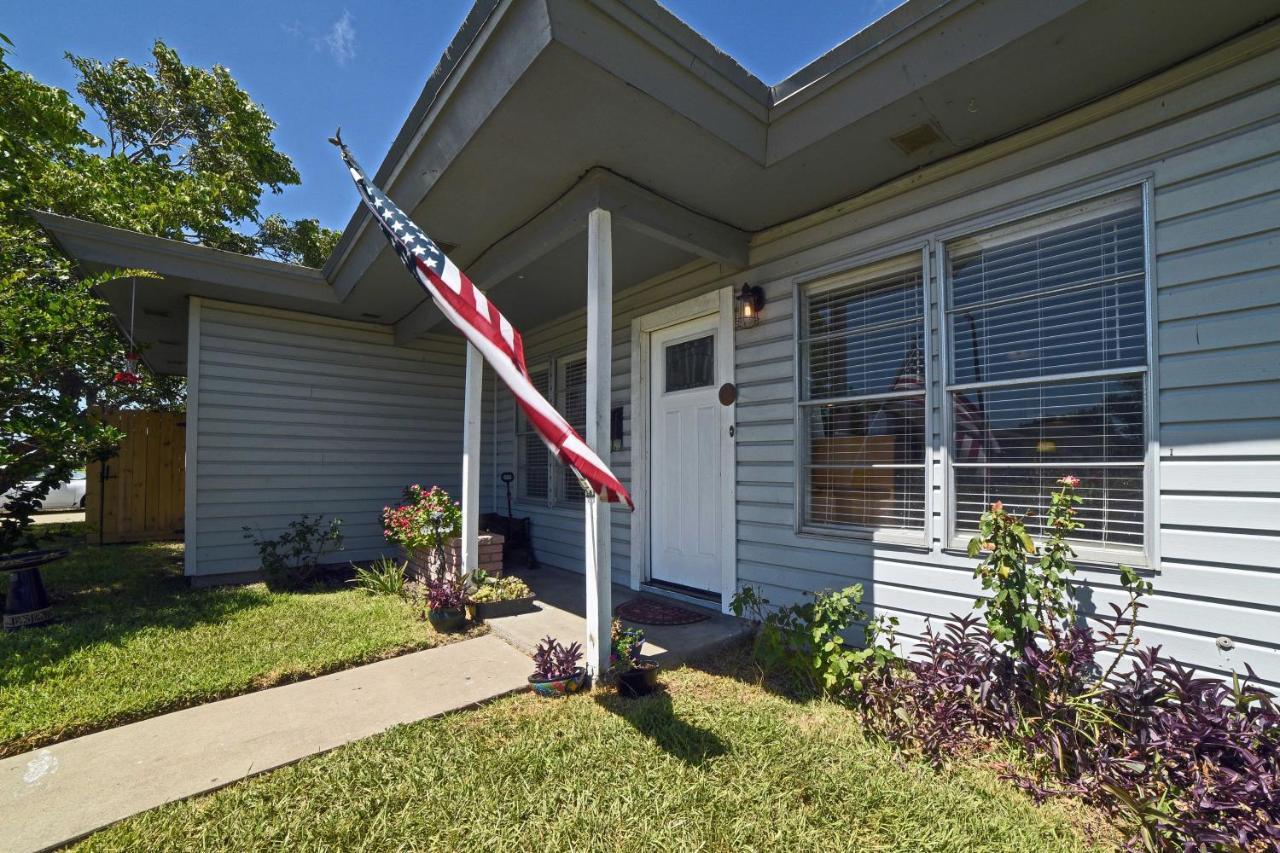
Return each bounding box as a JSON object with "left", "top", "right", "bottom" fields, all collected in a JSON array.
[{"left": 85, "top": 410, "right": 185, "bottom": 544}]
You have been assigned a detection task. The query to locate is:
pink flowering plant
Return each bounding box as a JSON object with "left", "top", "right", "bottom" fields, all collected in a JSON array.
[
  {"left": 968, "top": 475, "right": 1084, "bottom": 655},
  {"left": 381, "top": 484, "right": 461, "bottom": 552}
]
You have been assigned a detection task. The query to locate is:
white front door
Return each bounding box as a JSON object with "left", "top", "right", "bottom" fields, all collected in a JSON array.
[{"left": 649, "top": 314, "right": 722, "bottom": 593}]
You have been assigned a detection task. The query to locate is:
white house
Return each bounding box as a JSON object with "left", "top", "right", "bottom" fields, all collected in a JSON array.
[{"left": 40, "top": 0, "right": 1280, "bottom": 681}]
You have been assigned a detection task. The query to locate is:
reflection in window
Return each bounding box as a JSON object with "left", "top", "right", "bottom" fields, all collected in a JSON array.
[
  {"left": 800, "top": 257, "right": 926, "bottom": 532},
  {"left": 946, "top": 190, "right": 1147, "bottom": 550},
  {"left": 664, "top": 335, "right": 714, "bottom": 392}
]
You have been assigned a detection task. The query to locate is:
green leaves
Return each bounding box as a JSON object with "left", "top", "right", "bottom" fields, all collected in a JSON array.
[
  {"left": 969, "top": 485, "right": 1081, "bottom": 657},
  {"left": 736, "top": 583, "right": 901, "bottom": 700},
  {"left": 0, "top": 35, "right": 338, "bottom": 552}
]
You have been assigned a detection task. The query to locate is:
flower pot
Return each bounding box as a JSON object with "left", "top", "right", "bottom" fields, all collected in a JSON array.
[
  {"left": 615, "top": 658, "right": 660, "bottom": 698},
  {"left": 467, "top": 595, "right": 536, "bottom": 622},
  {"left": 427, "top": 607, "right": 467, "bottom": 633},
  {"left": 528, "top": 667, "right": 588, "bottom": 698}
]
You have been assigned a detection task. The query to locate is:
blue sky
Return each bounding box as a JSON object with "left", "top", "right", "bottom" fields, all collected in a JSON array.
[{"left": 7, "top": 0, "right": 902, "bottom": 234}]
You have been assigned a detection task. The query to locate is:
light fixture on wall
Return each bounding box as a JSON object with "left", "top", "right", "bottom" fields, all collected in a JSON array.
[{"left": 735, "top": 283, "right": 765, "bottom": 330}]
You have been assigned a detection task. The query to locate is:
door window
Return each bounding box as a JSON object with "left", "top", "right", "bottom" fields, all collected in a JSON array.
[{"left": 664, "top": 335, "right": 714, "bottom": 392}]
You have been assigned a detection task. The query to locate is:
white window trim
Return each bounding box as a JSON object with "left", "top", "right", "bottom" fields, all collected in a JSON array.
[
  {"left": 935, "top": 179, "right": 1158, "bottom": 566},
  {"left": 792, "top": 243, "right": 933, "bottom": 548}
]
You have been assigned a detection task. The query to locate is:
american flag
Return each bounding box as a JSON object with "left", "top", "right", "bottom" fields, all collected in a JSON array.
[
  {"left": 332, "top": 134, "right": 633, "bottom": 508},
  {"left": 888, "top": 346, "right": 997, "bottom": 461}
]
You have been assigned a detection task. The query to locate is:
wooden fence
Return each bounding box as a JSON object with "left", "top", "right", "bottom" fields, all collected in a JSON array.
[{"left": 85, "top": 410, "right": 185, "bottom": 544}]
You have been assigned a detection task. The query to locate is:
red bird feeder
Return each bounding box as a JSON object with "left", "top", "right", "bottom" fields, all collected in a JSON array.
[{"left": 113, "top": 352, "right": 141, "bottom": 386}]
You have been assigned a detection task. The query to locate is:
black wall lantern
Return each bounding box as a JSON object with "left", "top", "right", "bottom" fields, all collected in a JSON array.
[{"left": 735, "top": 283, "right": 765, "bottom": 330}]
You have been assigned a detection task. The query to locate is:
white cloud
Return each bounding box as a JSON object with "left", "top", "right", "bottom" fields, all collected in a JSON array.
[{"left": 321, "top": 11, "right": 356, "bottom": 65}]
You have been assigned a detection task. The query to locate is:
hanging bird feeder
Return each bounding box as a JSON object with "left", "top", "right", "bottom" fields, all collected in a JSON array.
[
  {"left": 113, "top": 353, "right": 142, "bottom": 386},
  {"left": 112, "top": 277, "right": 142, "bottom": 386}
]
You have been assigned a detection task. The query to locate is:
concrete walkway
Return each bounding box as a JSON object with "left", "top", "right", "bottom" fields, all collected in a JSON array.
[{"left": 0, "top": 634, "right": 529, "bottom": 853}]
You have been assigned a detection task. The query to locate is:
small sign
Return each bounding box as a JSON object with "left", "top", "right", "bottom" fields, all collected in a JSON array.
[{"left": 718, "top": 383, "right": 738, "bottom": 406}]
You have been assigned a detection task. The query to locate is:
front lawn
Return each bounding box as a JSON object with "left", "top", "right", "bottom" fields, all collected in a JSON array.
[
  {"left": 78, "top": 651, "right": 1111, "bottom": 852},
  {"left": 0, "top": 525, "right": 475, "bottom": 756}
]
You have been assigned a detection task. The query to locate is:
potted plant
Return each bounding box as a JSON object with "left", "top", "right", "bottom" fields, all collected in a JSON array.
[
  {"left": 528, "top": 635, "right": 586, "bottom": 697},
  {"left": 466, "top": 570, "right": 535, "bottom": 620},
  {"left": 381, "top": 484, "right": 462, "bottom": 579},
  {"left": 424, "top": 572, "right": 468, "bottom": 633},
  {"left": 611, "top": 619, "right": 659, "bottom": 698}
]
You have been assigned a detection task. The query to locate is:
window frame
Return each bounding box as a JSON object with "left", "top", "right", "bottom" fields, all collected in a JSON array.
[
  {"left": 793, "top": 244, "right": 933, "bottom": 546},
  {"left": 936, "top": 180, "right": 1158, "bottom": 566}
]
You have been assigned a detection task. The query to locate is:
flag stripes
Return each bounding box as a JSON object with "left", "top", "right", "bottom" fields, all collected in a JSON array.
[{"left": 334, "top": 136, "right": 633, "bottom": 508}]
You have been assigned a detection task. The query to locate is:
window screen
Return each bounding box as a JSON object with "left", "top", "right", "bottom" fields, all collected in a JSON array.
[
  {"left": 800, "top": 257, "right": 927, "bottom": 532},
  {"left": 945, "top": 190, "right": 1147, "bottom": 550}
]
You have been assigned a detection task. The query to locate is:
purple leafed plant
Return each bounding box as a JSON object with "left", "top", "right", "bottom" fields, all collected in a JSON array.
[
  {"left": 532, "top": 636, "right": 583, "bottom": 681},
  {"left": 424, "top": 573, "right": 466, "bottom": 612},
  {"left": 847, "top": 477, "right": 1280, "bottom": 849}
]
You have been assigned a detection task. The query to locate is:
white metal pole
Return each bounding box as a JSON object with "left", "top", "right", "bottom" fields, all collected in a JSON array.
[
  {"left": 585, "top": 208, "right": 613, "bottom": 678},
  {"left": 461, "top": 342, "right": 483, "bottom": 577}
]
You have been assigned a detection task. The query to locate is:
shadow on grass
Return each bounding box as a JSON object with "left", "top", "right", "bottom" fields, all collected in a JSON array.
[
  {"left": 594, "top": 687, "right": 728, "bottom": 767},
  {"left": 682, "top": 632, "right": 822, "bottom": 708},
  {"left": 0, "top": 526, "right": 275, "bottom": 675}
]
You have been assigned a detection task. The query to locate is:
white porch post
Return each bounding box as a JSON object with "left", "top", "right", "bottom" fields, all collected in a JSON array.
[
  {"left": 461, "top": 343, "right": 483, "bottom": 577},
  {"left": 584, "top": 208, "right": 613, "bottom": 678}
]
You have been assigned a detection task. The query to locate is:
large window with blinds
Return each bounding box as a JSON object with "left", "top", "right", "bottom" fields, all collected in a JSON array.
[
  {"left": 516, "top": 364, "right": 552, "bottom": 502},
  {"left": 944, "top": 189, "right": 1148, "bottom": 552},
  {"left": 799, "top": 254, "right": 927, "bottom": 535}
]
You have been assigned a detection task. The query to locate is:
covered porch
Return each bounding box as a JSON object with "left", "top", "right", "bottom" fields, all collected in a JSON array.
[{"left": 449, "top": 168, "right": 750, "bottom": 676}]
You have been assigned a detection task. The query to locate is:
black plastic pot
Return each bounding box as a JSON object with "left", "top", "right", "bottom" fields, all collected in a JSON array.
[
  {"left": 616, "top": 658, "right": 660, "bottom": 698},
  {"left": 467, "top": 595, "right": 536, "bottom": 621},
  {"left": 427, "top": 607, "right": 467, "bottom": 633}
]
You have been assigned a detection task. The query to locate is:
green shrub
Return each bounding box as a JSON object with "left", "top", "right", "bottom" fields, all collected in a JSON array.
[
  {"left": 731, "top": 583, "right": 899, "bottom": 697},
  {"left": 242, "top": 514, "right": 344, "bottom": 589}
]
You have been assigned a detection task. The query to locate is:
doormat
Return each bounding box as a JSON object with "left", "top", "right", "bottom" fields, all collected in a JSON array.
[{"left": 615, "top": 597, "right": 710, "bottom": 626}]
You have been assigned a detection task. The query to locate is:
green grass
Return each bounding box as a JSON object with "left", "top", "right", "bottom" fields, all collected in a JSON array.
[
  {"left": 0, "top": 524, "right": 477, "bottom": 756},
  {"left": 78, "top": 651, "right": 1111, "bottom": 852}
]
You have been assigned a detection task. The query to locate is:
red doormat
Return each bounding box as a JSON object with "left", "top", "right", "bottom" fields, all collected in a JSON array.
[{"left": 614, "top": 597, "right": 710, "bottom": 626}]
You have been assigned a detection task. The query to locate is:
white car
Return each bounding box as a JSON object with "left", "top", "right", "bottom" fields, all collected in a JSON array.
[{"left": 1, "top": 470, "right": 87, "bottom": 512}]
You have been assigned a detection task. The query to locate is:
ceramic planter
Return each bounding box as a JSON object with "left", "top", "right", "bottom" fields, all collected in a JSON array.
[
  {"left": 427, "top": 607, "right": 467, "bottom": 633},
  {"left": 615, "top": 658, "right": 660, "bottom": 698},
  {"left": 528, "top": 667, "right": 587, "bottom": 697},
  {"left": 467, "top": 595, "right": 536, "bottom": 621}
]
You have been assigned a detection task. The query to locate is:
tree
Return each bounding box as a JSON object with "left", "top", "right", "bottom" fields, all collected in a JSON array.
[{"left": 0, "top": 36, "right": 339, "bottom": 552}]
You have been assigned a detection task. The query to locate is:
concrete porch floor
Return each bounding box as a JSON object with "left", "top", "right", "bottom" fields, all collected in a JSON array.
[{"left": 486, "top": 566, "right": 753, "bottom": 665}]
